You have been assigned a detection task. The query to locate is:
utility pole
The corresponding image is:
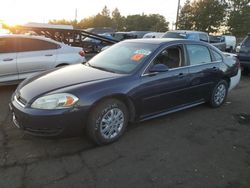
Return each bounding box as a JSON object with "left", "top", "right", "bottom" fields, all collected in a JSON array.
[
  {"left": 175, "top": 0, "right": 181, "bottom": 30},
  {"left": 75, "top": 8, "right": 78, "bottom": 22}
]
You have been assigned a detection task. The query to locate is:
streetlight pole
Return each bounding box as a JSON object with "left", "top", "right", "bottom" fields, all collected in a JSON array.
[{"left": 176, "top": 0, "right": 181, "bottom": 30}]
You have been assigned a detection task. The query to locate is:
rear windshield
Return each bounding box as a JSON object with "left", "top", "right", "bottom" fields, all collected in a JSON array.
[{"left": 88, "top": 42, "right": 158, "bottom": 74}]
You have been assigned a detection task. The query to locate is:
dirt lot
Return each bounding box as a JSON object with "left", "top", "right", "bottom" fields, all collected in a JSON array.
[{"left": 0, "top": 76, "right": 250, "bottom": 188}]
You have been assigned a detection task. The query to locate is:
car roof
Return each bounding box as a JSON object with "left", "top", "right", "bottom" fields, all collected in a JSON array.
[
  {"left": 123, "top": 38, "right": 188, "bottom": 45},
  {"left": 167, "top": 30, "right": 207, "bottom": 34},
  {"left": 0, "top": 34, "right": 61, "bottom": 44},
  {"left": 122, "top": 38, "right": 218, "bottom": 51}
]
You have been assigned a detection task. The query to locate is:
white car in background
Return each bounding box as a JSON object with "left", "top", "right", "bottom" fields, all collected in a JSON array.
[
  {"left": 143, "top": 32, "right": 164, "bottom": 38},
  {"left": 221, "top": 35, "right": 236, "bottom": 52},
  {"left": 0, "top": 34, "right": 86, "bottom": 85}
]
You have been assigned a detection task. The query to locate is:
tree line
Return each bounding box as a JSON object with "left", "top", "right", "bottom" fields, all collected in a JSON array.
[
  {"left": 178, "top": 0, "right": 250, "bottom": 37},
  {"left": 49, "top": 1, "right": 250, "bottom": 38},
  {"left": 49, "top": 6, "right": 169, "bottom": 32}
]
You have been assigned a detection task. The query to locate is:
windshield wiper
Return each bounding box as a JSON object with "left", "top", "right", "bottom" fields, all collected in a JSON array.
[
  {"left": 93, "top": 66, "right": 118, "bottom": 73},
  {"left": 86, "top": 63, "right": 118, "bottom": 73}
]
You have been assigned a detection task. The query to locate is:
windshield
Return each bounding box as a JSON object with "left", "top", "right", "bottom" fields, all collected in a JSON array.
[{"left": 87, "top": 42, "right": 158, "bottom": 74}]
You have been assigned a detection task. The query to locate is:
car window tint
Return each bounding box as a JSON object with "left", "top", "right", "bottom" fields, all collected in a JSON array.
[
  {"left": 187, "top": 44, "right": 211, "bottom": 65},
  {"left": 153, "top": 45, "right": 183, "bottom": 69},
  {"left": 211, "top": 49, "right": 223, "bottom": 61},
  {"left": 0, "top": 38, "right": 16, "bottom": 53},
  {"left": 17, "top": 38, "right": 59, "bottom": 52},
  {"left": 199, "top": 34, "right": 209, "bottom": 42}
]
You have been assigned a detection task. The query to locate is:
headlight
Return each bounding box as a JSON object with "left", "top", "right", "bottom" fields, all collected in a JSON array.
[{"left": 31, "top": 93, "right": 79, "bottom": 110}]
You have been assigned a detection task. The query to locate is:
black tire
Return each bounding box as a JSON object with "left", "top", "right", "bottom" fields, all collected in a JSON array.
[
  {"left": 209, "top": 80, "right": 228, "bottom": 108},
  {"left": 86, "top": 99, "right": 128, "bottom": 145}
]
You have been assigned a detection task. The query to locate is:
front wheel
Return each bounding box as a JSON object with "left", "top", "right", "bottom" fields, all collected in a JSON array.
[
  {"left": 86, "top": 99, "right": 128, "bottom": 145},
  {"left": 209, "top": 80, "right": 228, "bottom": 108}
]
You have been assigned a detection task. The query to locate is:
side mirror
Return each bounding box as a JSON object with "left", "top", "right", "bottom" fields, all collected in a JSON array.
[{"left": 149, "top": 64, "right": 169, "bottom": 73}]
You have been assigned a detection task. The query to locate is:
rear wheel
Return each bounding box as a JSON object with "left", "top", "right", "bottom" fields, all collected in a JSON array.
[
  {"left": 209, "top": 80, "right": 228, "bottom": 108},
  {"left": 86, "top": 99, "right": 128, "bottom": 145}
]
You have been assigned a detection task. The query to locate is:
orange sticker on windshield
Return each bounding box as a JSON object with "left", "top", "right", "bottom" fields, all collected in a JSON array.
[{"left": 131, "top": 54, "right": 144, "bottom": 61}]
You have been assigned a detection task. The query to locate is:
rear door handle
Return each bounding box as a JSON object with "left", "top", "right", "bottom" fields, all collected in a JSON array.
[
  {"left": 3, "top": 58, "right": 14, "bottom": 61},
  {"left": 45, "top": 54, "right": 53, "bottom": 56}
]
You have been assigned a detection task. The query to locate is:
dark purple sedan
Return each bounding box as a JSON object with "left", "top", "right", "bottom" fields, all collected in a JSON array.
[{"left": 10, "top": 39, "right": 241, "bottom": 145}]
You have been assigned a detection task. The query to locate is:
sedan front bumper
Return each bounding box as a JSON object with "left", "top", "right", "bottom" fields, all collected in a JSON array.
[{"left": 10, "top": 97, "right": 88, "bottom": 137}]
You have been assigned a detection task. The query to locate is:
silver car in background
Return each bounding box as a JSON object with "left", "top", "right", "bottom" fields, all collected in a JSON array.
[{"left": 0, "top": 34, "right": 86, "bottom": 85}]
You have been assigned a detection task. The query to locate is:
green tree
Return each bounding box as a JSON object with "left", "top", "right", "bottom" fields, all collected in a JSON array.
[
  {"left": 178, "top": 0, "right": 227, "bottom": 33},
  {"left": 125, "top": 14, "right": 169, "bottom": 31},
  {"left": 112, "top": 8, "right": 125, "bottom": 31},
  {"left": 193, "top": 0, "right": 227, "bottom": 33},
  {"left": 78, "top": 6, "right": 113, "bottom": 28},
  {"left": 49, "top": 6, "right": 169, "bottom": 32},
  {"left": 101, "top": 5, "right": 110, "bottom": 17},
  {"left": 178, "top": 0, "right": 194, "bottom": 30},
  {"left": 227, "top": 0, "right": 250, "bottom": 37}
]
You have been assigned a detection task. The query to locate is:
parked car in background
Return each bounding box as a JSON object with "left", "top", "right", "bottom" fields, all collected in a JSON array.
[
  {"left": 129, "top": 31, "right": 152, "bottom": 38},
  {"left": 10, "top": 38, "right": 240, "bottom": 145},
  {"left": 82, "top": 33, "right": 114, "bottom": 53},
  {"left": 0, "top": 34, "right": 86, "bottom": 85},
  {"left": 84, "top": 27, "right": 115, "bottom": 34},
  {"left": 111, "top": 32, "right": 137, "bottom": 41},
  {"left": 162, "top": 30, "right": 226, "bottom": 51},
  {"left": 221, "top": 35, "right": 236, "bottom": 52},
  {"left": 143, "top": 32, "right": 164, "bottom": 38},
  {"left": 237, "top": 33, "right": 250, "bottom": 74}
]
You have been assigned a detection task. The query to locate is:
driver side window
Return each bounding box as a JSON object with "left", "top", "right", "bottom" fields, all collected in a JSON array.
[{"left": 152, "top": 45, "right": 184, "bottom": 69}]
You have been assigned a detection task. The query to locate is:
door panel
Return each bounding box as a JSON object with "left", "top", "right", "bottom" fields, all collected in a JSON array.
[
  {"left": 17, "top": 50, "right": 57, "bottom": 79},
  {"left": 138, "top": 67, "right": 189, "bottom": 117},
  {"left": 0, "top": 38, "right": 18, "bottom": 82},
  {"left": 16, "top": 38, "right": 58, "bottom": 80},
  {"left": 187, "top": 63, "right": 220, "bottom": 101},
  {"left": 0, "top": 53, "right": 18, "bottom": 82},
  {"left": 185, "top": 44, "right": 221, "bottom": 101}
]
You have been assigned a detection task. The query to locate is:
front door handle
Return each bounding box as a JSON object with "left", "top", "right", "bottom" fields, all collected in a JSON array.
[
  {"left": 3, "top": 58, "right": 14, "bottom": 61},
  {"left": 45, "top": 54, "right": 53, "bottom": 56}
]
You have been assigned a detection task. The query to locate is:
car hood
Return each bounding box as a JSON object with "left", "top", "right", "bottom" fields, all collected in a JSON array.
[{"left": 17, "top": 64, "right": 120, "bottom": 102}]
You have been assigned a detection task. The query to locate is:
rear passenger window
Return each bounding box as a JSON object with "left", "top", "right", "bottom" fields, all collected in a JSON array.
[
  {"left": 0, "top": 38, "right": 16, "bottom": 53},
  {"left": 211, "top": 49, "right": 223, "bottom": 62},
  {"left": 17, "top": 38, "right": 59, "bottom": 52},
  {"left": 186, "top": 44, "right": 212, "bottom": 65}
]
